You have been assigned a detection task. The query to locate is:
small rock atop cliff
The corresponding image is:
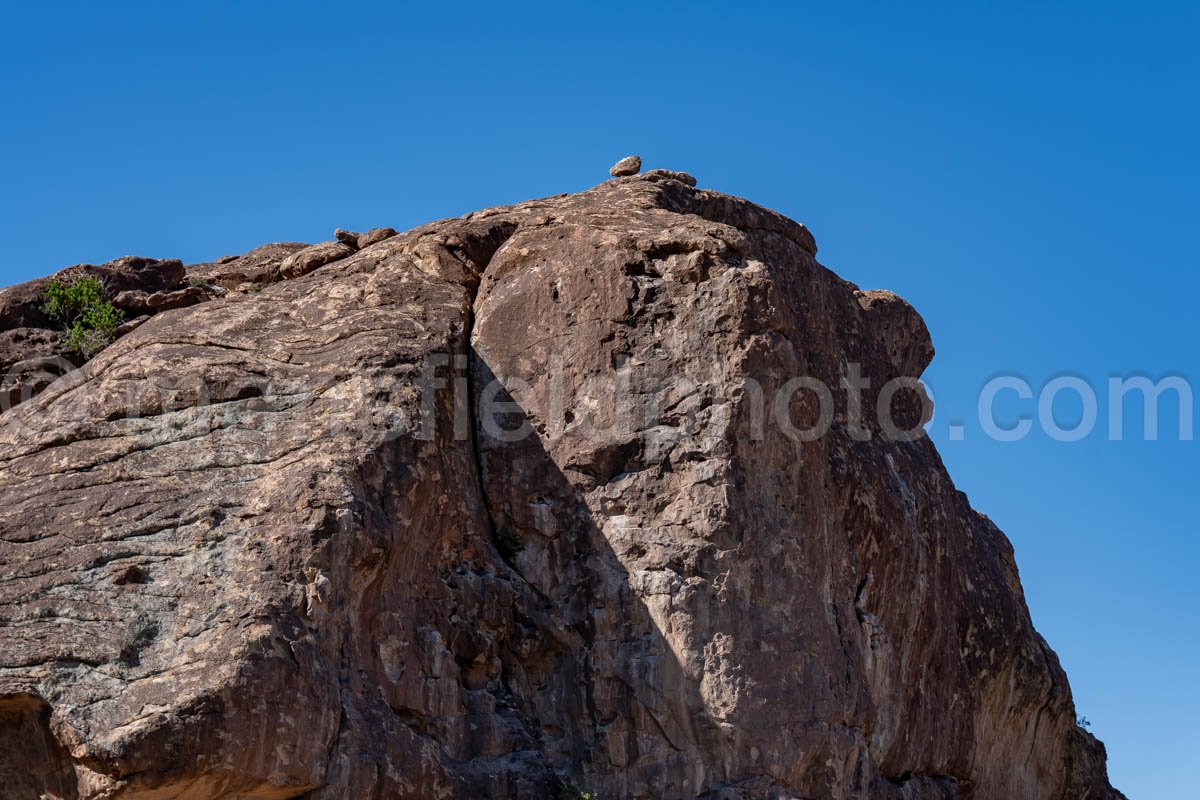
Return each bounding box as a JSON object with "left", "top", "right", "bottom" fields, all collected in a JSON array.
[{"left": 610, "top": 154, "right": 642, "bottom": 176}]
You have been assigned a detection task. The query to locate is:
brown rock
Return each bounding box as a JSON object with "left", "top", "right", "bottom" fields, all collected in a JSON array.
[
  {"left": 114, "top": 315, "right": 151, "bottom": 336},
  {"left": 357, "top": 226, "right": 398, "bottom": 248},
  {"left": 187, "top": 242, "right": 308, "bottom": 289},
  {"left": 0, "top": 257, "right": 191, "bottom": 407},
  {"left": 609, "top": 154, "right": 642, "bottom": 176},
  {"left": 112, "top": 285, "right": 219, "bottom": 314},
  {"left": 0, "top": 256, "right": 185, "bottom": 330},
  {"left": 0, "top": 173, "right": 1123, "bottom": 799},
  {"left": 0, "top": 328, "right": 75, "bottom": 412},
  {"left": 334, "top": 228, "right": 360, "bottom": 248},
  {"left": 277, "top": 240, "right": 356, "bottom": 279}
]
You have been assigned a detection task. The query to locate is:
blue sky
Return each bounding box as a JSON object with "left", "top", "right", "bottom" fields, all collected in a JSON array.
[{"left": 1, "top": 2, "right": 1195, "bottom": 795}]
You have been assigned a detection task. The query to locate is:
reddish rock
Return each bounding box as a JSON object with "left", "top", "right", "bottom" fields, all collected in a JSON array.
[
  {"left": 610, "top": 155, "right": 643, "bottom": 176},
  {"left": 277, "top": 240, "right": 356, "bottom": 279},
  {"left": 0, "top": 256, "right": 190, "bottom": 407},
  {"left": 188, "top": 242, "right": 308, "bottom": 289},
  {"left": 0, "top": 172, "right": 1123, "bottom": 799},
  {"left": 358, "top": 226, "right": 399, "bottom": 248},
  {"left": 0, "top": 256, "right": 184, "bottom": 330}
]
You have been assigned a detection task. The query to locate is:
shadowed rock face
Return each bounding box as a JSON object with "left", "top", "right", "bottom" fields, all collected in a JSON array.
[{"left": 0, "top": 171, "right": 1122, "bottom": 799}]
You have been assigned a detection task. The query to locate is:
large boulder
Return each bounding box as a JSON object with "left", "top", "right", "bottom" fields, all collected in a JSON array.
[{"left": 0, "top": 171, "right": 1123, "bottom": 799}]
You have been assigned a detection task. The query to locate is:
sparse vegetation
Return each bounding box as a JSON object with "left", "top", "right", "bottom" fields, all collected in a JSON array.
[
  {"left": 1077, "top": 715, "right": 1092, "bottom": 729},
  {"left": 41, "top": 276, "right": 125, "bottom": 358}
]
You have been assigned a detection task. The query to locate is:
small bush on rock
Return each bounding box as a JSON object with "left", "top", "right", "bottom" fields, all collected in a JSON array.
[{"left": 42, "top": 277, "right": 125, "bottom": 358}]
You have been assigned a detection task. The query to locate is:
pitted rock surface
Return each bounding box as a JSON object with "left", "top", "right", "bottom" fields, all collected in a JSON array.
[{"left": 0, "top": 171, "right": 1123, "bottom": 799}]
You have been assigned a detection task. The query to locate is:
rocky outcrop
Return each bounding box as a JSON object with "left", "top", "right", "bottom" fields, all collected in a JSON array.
[
  {"left": 0, "top": 227, "right": 400, "bottom": 411},
  {"left": 186, "top": 242, "right": 309, "bottom": 290},
  {"left": 0, "top": 256, "right": 218, "bottom": 411},
  {"left": 0, "top": 170, "right": 1123, "bottom": 799}
]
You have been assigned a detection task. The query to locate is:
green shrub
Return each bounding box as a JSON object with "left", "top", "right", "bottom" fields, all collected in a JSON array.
[{"left": 41, "top": 277, "right": 125, "bottom": 358}]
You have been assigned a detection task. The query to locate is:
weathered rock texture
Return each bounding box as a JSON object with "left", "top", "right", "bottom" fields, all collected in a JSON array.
[
  {"left": 0, "top": 256, "right": 218, "bottom": 410},
  {"left": 0, "top": 171, "right": 1122, "bottom": 799}
]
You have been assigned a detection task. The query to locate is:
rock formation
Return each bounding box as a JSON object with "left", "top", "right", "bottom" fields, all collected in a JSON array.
[
  {"left": 0, "top": 256, "right": 218, "bottom": 410},
  {"left": 610, "top": 155, "right": 642, "bottom": 177},
  {"left": 0, "top": 169, "right": 1123, "bottom": 799}
]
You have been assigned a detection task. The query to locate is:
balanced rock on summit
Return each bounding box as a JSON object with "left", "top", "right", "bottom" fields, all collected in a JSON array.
[
  {"left": 0, "top": 170, "right": 1122, "bottom": 799},
  {"left": 609, "top": 154, "right": 642, "bottom": 176}
]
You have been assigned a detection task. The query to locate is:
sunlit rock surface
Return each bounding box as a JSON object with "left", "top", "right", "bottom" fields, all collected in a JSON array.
[{"left": 0, "top": 171, "right": 1122, "bottom": 799}]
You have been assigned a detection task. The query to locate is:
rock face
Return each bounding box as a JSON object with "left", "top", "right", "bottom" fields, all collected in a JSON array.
[
  {"left": 0, "top": 256, "right": 220, "bottom": 411},
  {"left": 0, "top": 171, "right": 1123, "bottom": 799}
]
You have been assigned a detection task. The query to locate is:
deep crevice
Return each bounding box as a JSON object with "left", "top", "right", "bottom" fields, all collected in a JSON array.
[{"left": 458, "top": 230, "right": 520, "bottom": 566}]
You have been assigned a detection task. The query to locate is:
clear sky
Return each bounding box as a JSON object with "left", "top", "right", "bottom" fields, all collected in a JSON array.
[{"left": 1, "top": 3, "right": 1195, "bottom": 796}]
